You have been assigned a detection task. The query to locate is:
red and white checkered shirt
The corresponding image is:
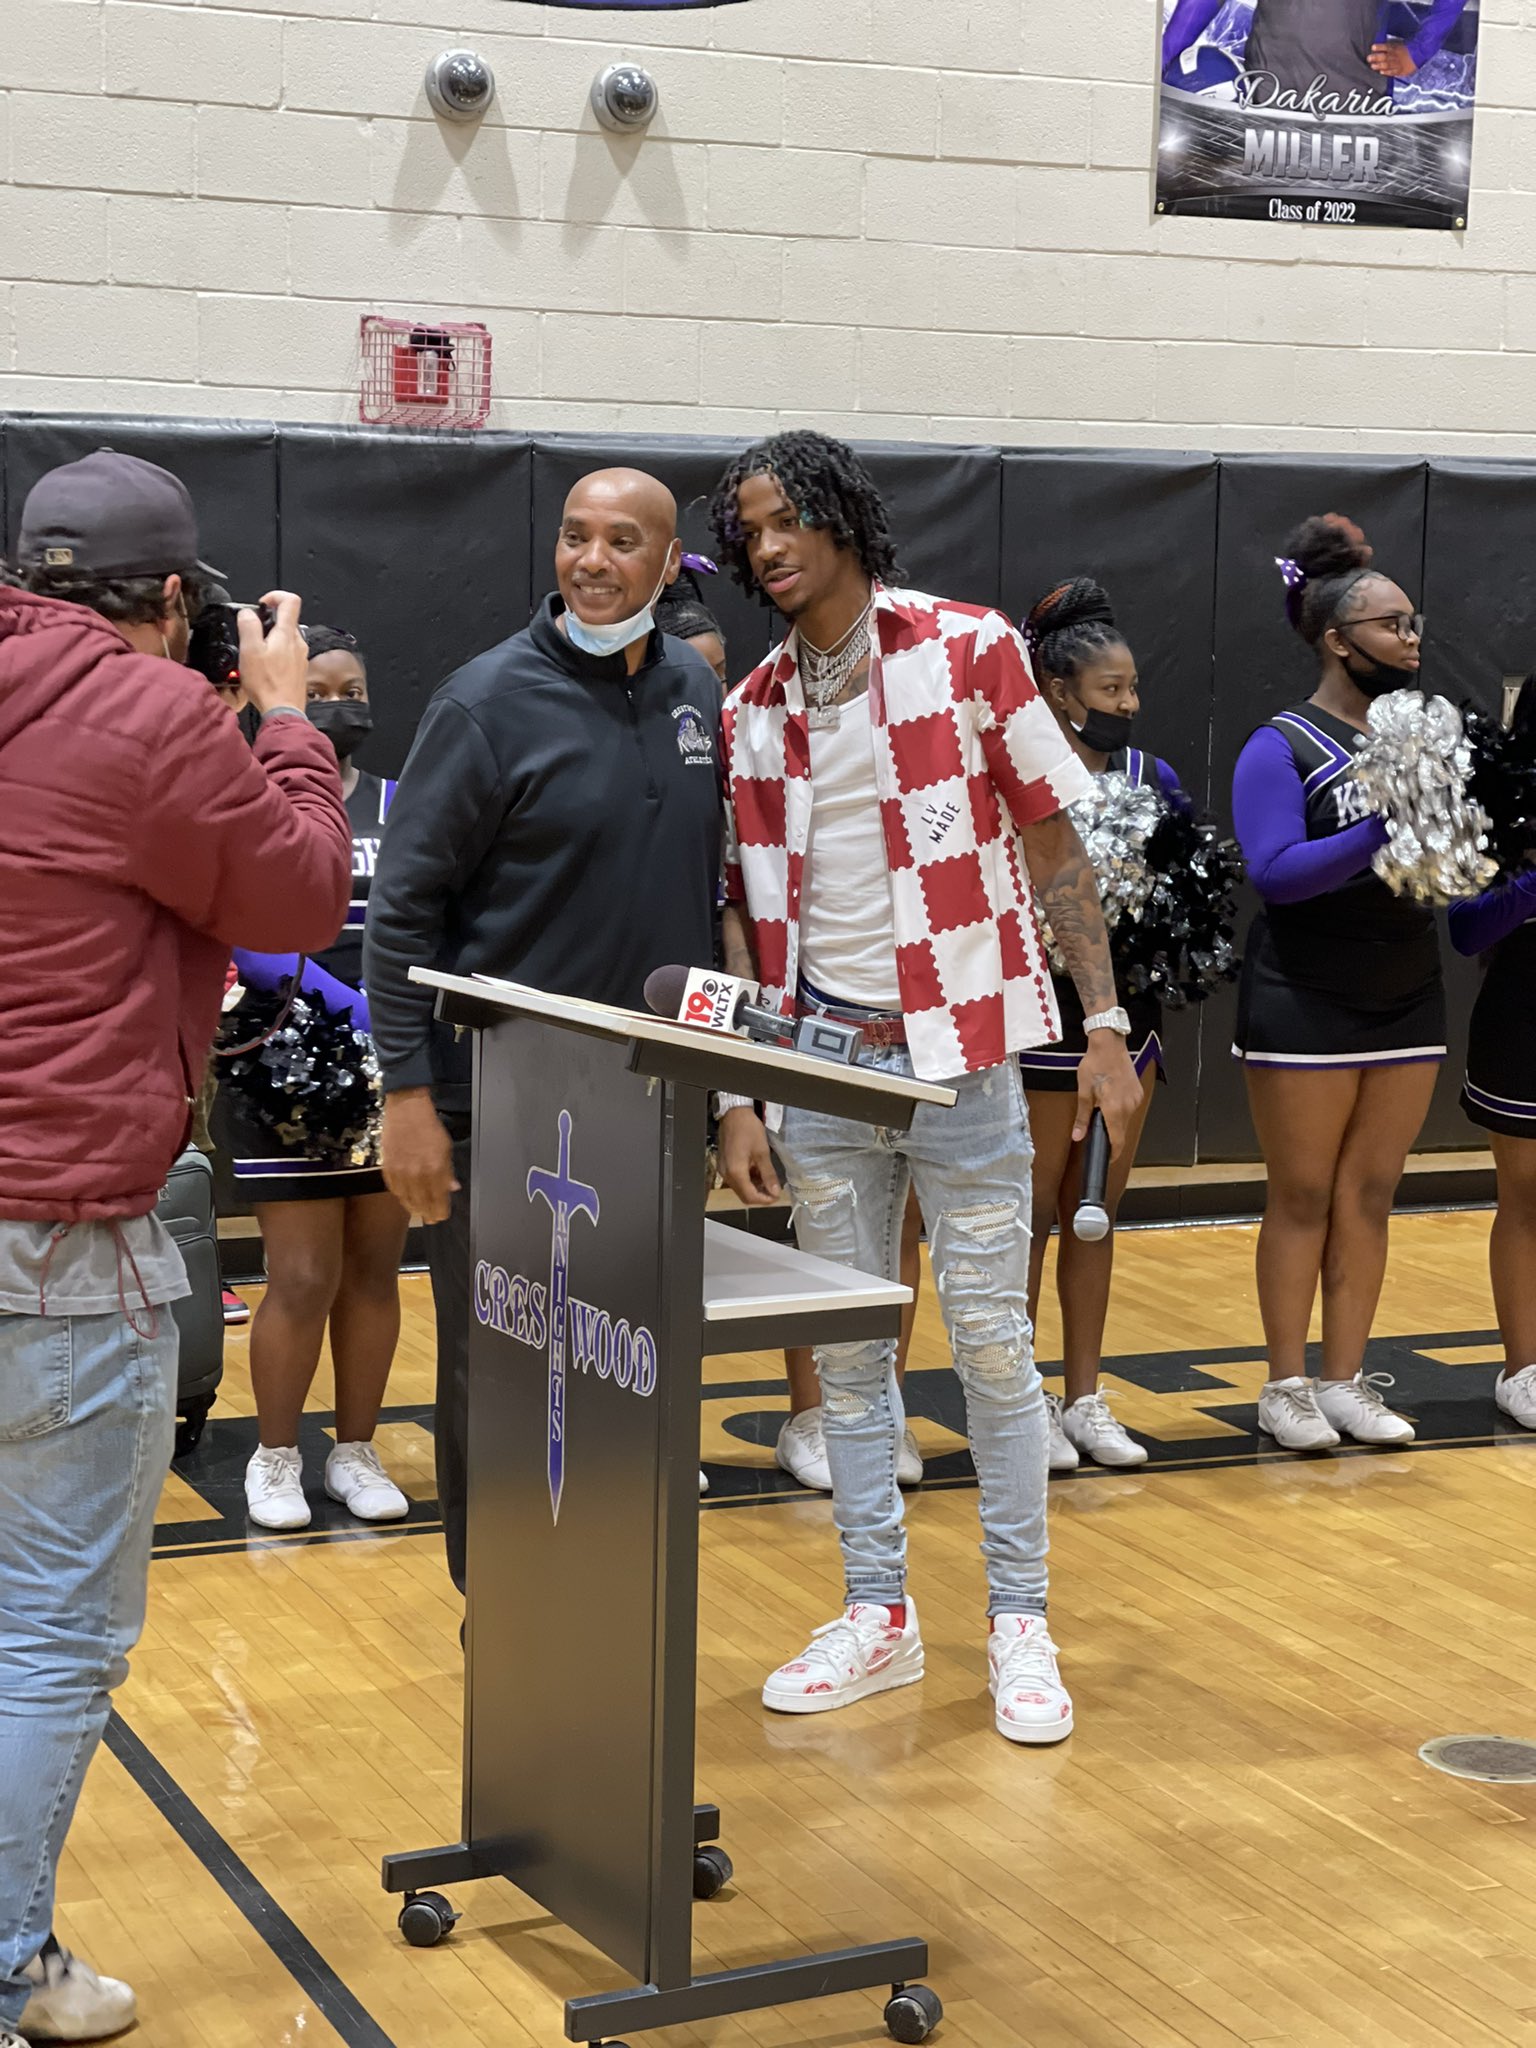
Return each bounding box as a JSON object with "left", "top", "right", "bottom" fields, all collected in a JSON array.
[{"left": 722, "top": 584, "right": 1093, "bottom": 1083}]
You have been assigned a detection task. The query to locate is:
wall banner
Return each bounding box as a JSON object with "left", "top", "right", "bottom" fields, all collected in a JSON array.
[{"left": 1156, "top": 2, "right": 1481, "bottom": 231}]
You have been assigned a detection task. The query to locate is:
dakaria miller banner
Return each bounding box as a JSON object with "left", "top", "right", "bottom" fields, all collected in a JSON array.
[{"left": 1156, "top": 2, "right": 1481, "bottom": 231}]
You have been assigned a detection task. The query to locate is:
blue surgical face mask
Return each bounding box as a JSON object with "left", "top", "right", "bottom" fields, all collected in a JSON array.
[{"left": 564, "top": 561, "right": 673, "bottom": 660}]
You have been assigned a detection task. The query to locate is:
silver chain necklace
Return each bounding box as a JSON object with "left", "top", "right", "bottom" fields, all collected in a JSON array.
[{"left": 800, "top": 598, "right": 873, "bottom": 728}]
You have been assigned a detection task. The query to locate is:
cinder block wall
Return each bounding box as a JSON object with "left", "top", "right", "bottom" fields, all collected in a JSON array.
[{"left": 3, "top": 0, "right": 1535, "bottom": 451}]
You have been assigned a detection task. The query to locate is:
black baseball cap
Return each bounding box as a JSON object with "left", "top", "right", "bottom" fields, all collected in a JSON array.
[{"left": 17, "top": 449, "right": 226, "bottom": 581}]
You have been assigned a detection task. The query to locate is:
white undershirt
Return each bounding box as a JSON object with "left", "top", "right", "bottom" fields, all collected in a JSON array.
[{"left": 799, "top": 691, "right": 902, "bottom": 1009}]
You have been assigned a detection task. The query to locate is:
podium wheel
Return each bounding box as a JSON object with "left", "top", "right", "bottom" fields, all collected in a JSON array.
[
  {"left": 399, "top": 1890, "right": 459, "bottom": 1947},
  {"left": 691, "top": 1845, "right": 733, "bottom": 1900},
  {"left": 885, "top": 1985, "right": 943, "bottom": 2043}
]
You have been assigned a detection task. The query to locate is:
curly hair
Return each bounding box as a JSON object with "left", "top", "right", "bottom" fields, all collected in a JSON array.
[
  {"left": 709, "top": 430, "right": 901, "bottom": 597},
  {"left": 1277, "top": 513, "right": 1379, "bottom": 647},
  {"left": 20, "top": 565, "right": 212, "bottom": 628},
  {"left": 1023, "top": 577, "right": 1125, "bottom": 683}
]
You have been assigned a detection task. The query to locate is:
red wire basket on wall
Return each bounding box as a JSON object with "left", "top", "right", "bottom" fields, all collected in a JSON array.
[{"left": 359, "top": 315, "right": 492, "bottom": 430}]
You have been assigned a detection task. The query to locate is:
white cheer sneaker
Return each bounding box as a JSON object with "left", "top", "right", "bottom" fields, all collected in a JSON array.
[
  {"left": 1315, "top": 1372, "right": 1415, "bottom": 1445},
  {"left": 325, "top": 1440, "right": 409, "bottom": 1521},
  {"left": 1045, "top": 1393, "right": 1080, "bottom": 1472},
  {"left": 1495, "top": 1363, "right": 1536, "bottom": 1429},
  {"left": 775, "top": 1407, "right": 833, "bottom": 1492},
  {"left": 989, "top": 1614, "right": 1074, "bottom": 1744},
  {"left": 896, "top": 1425, "right": 924, "bottom": 1488},
  {"left": 1256, "top": 1376, "right": 1340, "bottom": 1451},
  {"left": 20, "top": 1939, "right": 135, "bottom": 2042},
  {"left": 762, "top": 1596, "right": 923, "bottom": 1714},
  {"left": 1062, "top": 1391, "right": 1148, "bottom": 1469},
  {"left": 244, "top": 1444, "right": 311, "bottom": 1530}
]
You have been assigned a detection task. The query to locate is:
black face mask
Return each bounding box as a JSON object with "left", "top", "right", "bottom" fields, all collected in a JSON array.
[
  {"left": 307, "top": 699, "right": 373, "bottom": 760},
  {"left": 1341, "top": 644, "right": 1412, "bottom": 701},
  {"left": 1068, "top": 700, "right": 1136, "bottom": 754}
]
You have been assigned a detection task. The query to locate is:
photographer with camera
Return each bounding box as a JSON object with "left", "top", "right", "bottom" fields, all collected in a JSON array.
[{"left": 0, "top": 450, "right": 350, "bottom": 2046}]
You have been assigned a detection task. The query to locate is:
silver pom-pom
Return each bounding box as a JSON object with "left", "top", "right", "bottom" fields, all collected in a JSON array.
[
  {"left": 1351, "top": 691, "right": 1498, "bottom": 904},
  {"left": 1039, "top": 771, "right": 1162, "bottom": 970}
]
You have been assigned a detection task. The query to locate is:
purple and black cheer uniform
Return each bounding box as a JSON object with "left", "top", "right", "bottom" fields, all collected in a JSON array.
[
  {"left": 1019, "top": 747, "right": 1186, "bottom": 1093},
  {"left": 1231, "top": 705, "right": 1444, "bottom": 1069},
  {"left": 214, "top": 771, "right": 396, "bottom": 1201},
  {"left": 1449, "top": 869, "right": 1536, "bottom": 1139}
]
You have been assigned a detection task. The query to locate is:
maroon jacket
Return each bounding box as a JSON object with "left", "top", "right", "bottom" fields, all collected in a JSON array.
[{"left": 0, "top": 586, "right": 352, "bottom": 1222}]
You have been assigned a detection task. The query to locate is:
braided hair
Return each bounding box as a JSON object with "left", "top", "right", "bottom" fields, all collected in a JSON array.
[
  {"left": 1275, "top": 513, "right": 1377, "bottom": 647},
  {"left": 655, "top": 567, "right": 722, "bottom": 647},
  {"left": 709, "top": 430, "right": 901, "bottom": 597},
  {"left": 1023, "top": 578, "right": 1125, "bottom": 683}
]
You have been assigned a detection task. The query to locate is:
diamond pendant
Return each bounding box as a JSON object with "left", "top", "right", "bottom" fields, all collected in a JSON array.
[{"left": 808, "top": 702, "right": 842, "bottom": 730}]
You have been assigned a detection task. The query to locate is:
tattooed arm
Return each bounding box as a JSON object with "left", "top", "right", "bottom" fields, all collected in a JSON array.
[
  {"left": 714, "top": 902, "right": 782, "bottom": 1204},
  {"left": 1019, "top": 809, "right": 1143, "bottom": 1151}
]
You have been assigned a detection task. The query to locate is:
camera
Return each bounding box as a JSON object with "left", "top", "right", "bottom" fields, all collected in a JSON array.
[
  {"left": 425, "top": 49, "right": 496, "bottom": 123},
  {"left": 590, "top": 63, "right": 659, "bottom": 133},
  {"left": 187, "top": 601, "right": 276, "bottom": 691}
]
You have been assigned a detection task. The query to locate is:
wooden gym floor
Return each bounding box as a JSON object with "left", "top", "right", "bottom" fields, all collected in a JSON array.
[{"left": 70, "top": 1208, "right": 1536, "bottom": 2048}]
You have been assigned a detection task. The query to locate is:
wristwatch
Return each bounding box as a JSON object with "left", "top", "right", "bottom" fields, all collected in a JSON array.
[{"left": 1082, "top": 1007, "right": 1132, "bottom": 1037}]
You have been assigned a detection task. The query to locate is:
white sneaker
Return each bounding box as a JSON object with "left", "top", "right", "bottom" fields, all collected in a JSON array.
[
  {"left": 896, "top": 1425, "right": 924, "bottom": 1488},
  {"left": 1495, "top": 1363, "right": 1536, "bottom": 1429},
  {"left": 776, "top": 1407, "right": 833, "bottom": 1492},
  {"left": 1315, "top": 1372, "right": 1415, "bottom": 1445},
  {"left": 1045, "top": 1393, "right": 1080, "bottom": 1472},
  {"left": 1062, "top": 1391, "right": 1148, "bottom": 1469},
  {"left": 20, "top": 1940, "right": 135, "bottom": 2042},
  {"left": 244, "top": 1444, "right": 310, "bottom": 1530},
  {"left": 325, "top": 1440, "right": 409, "bottom": 1521},
  {"left": 763, "top": 1596, "right": 924, "bottom": 1714},
  {"left": 1256, "top": 1376, "right": 1340, "bottom": 1452},
  {"left": 988, "top": 1614, "right": 1074, "bottom": 1745}
]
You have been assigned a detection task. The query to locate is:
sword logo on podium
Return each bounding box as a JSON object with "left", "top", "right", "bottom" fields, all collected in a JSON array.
[{"left": 527, "top": 1111, "right": 600, "bottom": 1523}]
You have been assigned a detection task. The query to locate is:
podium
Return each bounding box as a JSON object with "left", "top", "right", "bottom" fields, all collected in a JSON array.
[{"left": 380, "top": 971, "right": 956, "bottom": 2047}]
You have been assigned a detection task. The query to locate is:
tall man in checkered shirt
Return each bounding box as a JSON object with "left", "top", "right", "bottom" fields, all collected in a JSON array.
[{"left": 710, "top": 432, "right": 1141, "bottom": 1745}]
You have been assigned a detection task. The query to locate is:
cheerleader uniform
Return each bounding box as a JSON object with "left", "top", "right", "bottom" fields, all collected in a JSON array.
[
  {"left": 1232, "top": 705, "right": 1445, "bottom": 1066},
  {"left": 1019, "top": 747, "right": 1189, "bottom": 1091},
  {"left": 214, "top": 771, "right": 396, "bottom": 1200},
  {"left": 1449, "top": 870, "right": 1536, "bottom": 1137}
]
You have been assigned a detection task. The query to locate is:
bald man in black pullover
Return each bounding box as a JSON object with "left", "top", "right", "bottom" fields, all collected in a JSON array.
[{"left": 364, "top": 469, "right": 722, "bottom": 1591}]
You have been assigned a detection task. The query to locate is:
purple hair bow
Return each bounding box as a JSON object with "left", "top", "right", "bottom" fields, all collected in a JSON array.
[
  {"left": 681, "top": 551, "right": 718, "bottom": 576},
  {"left": 1275, "top": 555, "right": 1306, "bottom": 592}
]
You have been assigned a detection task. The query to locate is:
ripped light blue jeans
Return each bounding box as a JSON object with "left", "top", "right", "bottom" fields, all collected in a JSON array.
[{"left": 773, "top": 1050, "right": 1048, "bottom": 1618}]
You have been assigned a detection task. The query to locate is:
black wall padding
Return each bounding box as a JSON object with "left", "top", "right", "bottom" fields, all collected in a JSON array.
[
  {"left": 1421, "top": 461, "right": 1536, "bottom": 711},
  {"left": 1, "top": 413, "right": 280, "bottom": 599},
  {"left": 3, "top": 410, "right": 1522, "bottom": 1169},
  {"left": 1001, "top": 451, "right": 1221, "bottom": 1166},
  {"left": 277, "top": 426, "right": 534, "bottom": 780},
  {"left": 529, "top": 432, "right": 1005, "bottom": 683}
]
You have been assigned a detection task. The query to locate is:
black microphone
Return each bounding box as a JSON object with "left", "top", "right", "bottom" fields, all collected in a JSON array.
[
  {"left": 1073, "top": 1110, "right": 1112, "bottom": 1243},
  {"left": 643, "top": 966, "right": 864, "bottom": 1066}
]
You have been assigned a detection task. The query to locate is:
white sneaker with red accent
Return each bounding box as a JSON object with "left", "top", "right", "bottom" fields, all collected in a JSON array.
[
  {"left": 762, "top": 1597, "right": 924, "bottom": 1714},
  {"left": 989, "top": 1614, "right": 1074, "bottom": 1745}
]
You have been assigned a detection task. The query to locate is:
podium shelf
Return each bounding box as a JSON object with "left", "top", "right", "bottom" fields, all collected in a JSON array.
[{"left": 701, "top": 1220, "right": 909, "bottom": 1356}]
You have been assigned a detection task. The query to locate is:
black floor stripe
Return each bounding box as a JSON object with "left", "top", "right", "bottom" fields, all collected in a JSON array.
[{"left": 104, "top": 1713, "right": 399, "bottom": 2048}]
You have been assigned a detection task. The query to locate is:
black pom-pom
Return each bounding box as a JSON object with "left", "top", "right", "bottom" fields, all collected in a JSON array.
[
  {"left": 1110, "top": 800, "right": 1245, "bottom": 1006},
  {"left": 217, "top": 984, "right": 381, "bottom": 1165},
  {"left": 1464, "top": 697, "right": 1536, "bottom": 880}
]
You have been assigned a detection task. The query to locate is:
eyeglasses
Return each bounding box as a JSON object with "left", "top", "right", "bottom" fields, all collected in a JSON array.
[{"left": 1350, "top": 611, "right": 1424, "bottom": 643}]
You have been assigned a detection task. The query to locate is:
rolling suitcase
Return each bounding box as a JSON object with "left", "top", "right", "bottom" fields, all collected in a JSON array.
[{"left": 155, "top": 1147, "right": 224, "bottom": 1457}]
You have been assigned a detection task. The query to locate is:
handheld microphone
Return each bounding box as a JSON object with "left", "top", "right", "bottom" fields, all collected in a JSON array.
[
  {"left": 1073, "top": 1110, "right": 1112, "bottom": 1243},
  {"left": 642, "top": 966, "right": 864, "bottom": 1066}
]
